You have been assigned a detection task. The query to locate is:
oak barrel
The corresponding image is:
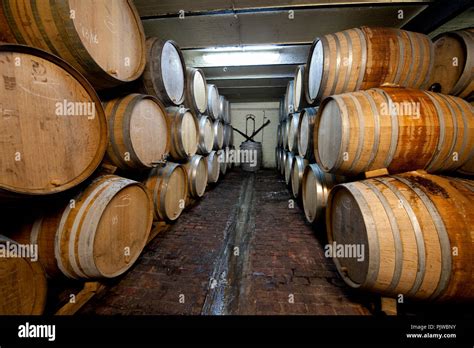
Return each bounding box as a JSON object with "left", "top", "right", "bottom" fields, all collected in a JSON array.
[
  {"left": 104, "top": 94, "right": 170, "bottom": 171},
  {"left": 430, "top": 29, "right": 474, "bottom": 100},
  {"left": 223, "top": 124, "right": 233, "bottom": 149},
  {"left": 287, "top": 113, "right": 300, "bottom": 153},
  {"left": 0, "top": 44, "right": 107, "bottom": 197},
  {"left": 213, "top": 119, "right": 225, "bottom": 150},
  {"left": 291, "top": 156, "right": 309, "bottom": 199},
  {"left": 221, "top": 99, "right": 231, "bottom": 124},
  {"left": 284, "top": 80, "right": 295, "bottom": 116},
  {"left": 279, "top": 99, "right": 285, "bottom": 122},
  {"left": 141, "top": 38, "right": 186, "bottom": 106},
  {"left": 206, "top": 151, "right": 221, "bottom": 184},
  {"left": 207, "top": 84, "right": 220, "bottom": 120},
  {"left": 197, "top": 115, "right": 215, "bottom": 156},
  {"left": 280, "top": 151, "right": 288, "bottom": 176},
  {"left": 284, "top": 152, "right": 295, "bottom": 185},
  {"left": 302, "top": 164, "right": 344, "bottom": 224},
  {"left": 327, "top": 171, "right": 473, "bottom": 301},
  {"left": 219, "top": 96, "right": 227, "bottom": 121},
  {"left": 314, "top": 87, "right": 474, "bottom": 176},
  {"left": 167, "top": 107, "right": 199, "bottom": 160},
  {"left": 306, "top": 27, "right": 434, "bottom": 104},
  {"left": 0, "top": 0, "right": 146, "bottom": 89},
  {"left": 145, "top": 163, "right": 188, "bottom": 221},
  {"left": 297, "top": 107, "right": 319, "bottom": 160},
  {"left": 184, "top": 155, "right": 208, "bottom": 198},
  {"left": 185, "top": 68, "right": 208, "bottom": 114},
  {"left": 11, "top": 176, "right": 153, "bottom": 280},
  {"left": 0, "top": 237, "right": 47, "bottom": 315},
  {"left": 294, "top": 65, "right": 308, "bottom": 111},
  {"left": 458, "top": 156, "right": 474, "bottom": 175},
  {"left": 276, "top": 147, "right": 282, "bottom": 172},
  {"left": 282, "top": 119, "right": 290, "bottom": 150},
  {"left": 277, "top": 125, "right": 283, "bottom": 148}
]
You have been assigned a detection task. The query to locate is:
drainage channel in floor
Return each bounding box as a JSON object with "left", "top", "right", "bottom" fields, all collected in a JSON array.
[{"left": 201, "top": 172, "right": 256, "bottom": 315}]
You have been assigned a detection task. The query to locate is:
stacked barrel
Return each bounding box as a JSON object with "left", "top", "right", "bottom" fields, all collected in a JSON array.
[
  {"left": 0, "top": 0, "right": 235, "bottom": 315},
  {"left": 276, "top": 26, "right": 474, "bottom": 303}
]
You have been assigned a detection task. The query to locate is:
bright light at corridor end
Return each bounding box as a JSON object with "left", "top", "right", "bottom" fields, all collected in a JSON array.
[{"left": 202, "top": 45, "right": 281, "bottom": 66}]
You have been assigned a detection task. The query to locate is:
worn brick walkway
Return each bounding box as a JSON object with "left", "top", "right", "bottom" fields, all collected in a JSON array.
[{"left": 80, "top": 169, "right": 372, "bottom": 315}]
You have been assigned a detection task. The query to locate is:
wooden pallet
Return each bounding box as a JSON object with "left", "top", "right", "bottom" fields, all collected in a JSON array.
[{"left": 55, "top": 221, "right": 170, "bottom": 316}]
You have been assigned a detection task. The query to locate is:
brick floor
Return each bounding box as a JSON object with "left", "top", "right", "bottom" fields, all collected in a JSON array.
[{"left": 80, "top": 169, "right": 372, "bottom": 315}]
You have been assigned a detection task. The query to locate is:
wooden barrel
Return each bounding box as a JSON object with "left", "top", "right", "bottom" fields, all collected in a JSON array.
[
  {"left": 185, "top": 68, "right": 208, "bottom": 114},
  {"left": 458, "top": 156, "right": 474, "bottom": 175},
  {"left": 297, "top": 107, "right": 319, "bottom": 160},
  {"left": 314, "top": 87, "right": 474, "bottom": 176},
  {"left": 306, "top": 27, "right": 434, "bottom": 104},
  {"left": 277, "top": 125, "right": 283, "bottom": 148},
  {"left": 430, "top": 29, "right": 473, "bottom": 100},
  {"left": 0, "top": 44, "right": 107, "bottom": 197},
  {"left": 279, "top": 148, "right": 284, "bottom": 173},
  {"left": 141, "top": 38, "right": 185, "bottom": 106},
  {"left": 276, "top": 147, "right": 282, "bottom": 171},
  {"left": 327, "top": 171, "right": 473, "bottom": 301},
  {"left": 291, "top": 156, "right": 309, "bottom": 199},
  {"left": 0, "top": 237, "right": 47, "bottom": 315},
  {"left": 104, "top": 94, "right": 170, "bottom": 171},
  {"left": 302, "top": 164, "right": 344, "bottom": 224},
  {"left": 285, "top": 152, "right": 295, "bottom": 185},
  {"left": 167, "top": 107, "right": 199, "bottom": 160},
  {"left": 221, "top": 98, "right": 232, "bottom": 124},
  {"left": 207, "top": 84, "right": 220, "bottom": 120},
  {"left": 219, "top": 96, "right": 226, "bottom": 120},
  {"left": 213, "top": 120, "right": 225, "bottom": 150},
  {"left": 294, "top": 65, "right": 308, "bottom": 112},
  {"left": 206, "top": 151, "right": 221, "bottom": 183},
  {"left": 282, "top": 120, "right": 289, "bottom": 150},
  {"left": 280, "top": 151, "right": 288, "bottom": 176},
  {"left": 145, "top": 163, "right": 188, "bottom": 221},
  {"left": 285, "top": 80, "right": 295, "bottom": 116},
  {"left": 219, "top": 149, "right": 229, "bottom": 176},
  {"left": 197, "top": 115, "right": 214, "bottom": 156},
  {"left": 0, "top": 0, "right": 146, "bottom": 90},
  {"left": 12, "top": 176, "right": 153, "bottom": 280},
  {"left": 287, "top": 113, "right": 300, "bottom": 153},
  {"left": 223, "top": 124, "right": 232, "bottom": 149},
  {"left": 279, "top": 98, "right": 286, "bottom": 122},
  {"left": 184, "top": 155, "right": 208, "bottom": 198}
]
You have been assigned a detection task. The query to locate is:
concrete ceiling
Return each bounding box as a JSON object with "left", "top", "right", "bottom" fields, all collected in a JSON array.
[{"left": 133, "top": 0, "right": 471, "bottom": 102}]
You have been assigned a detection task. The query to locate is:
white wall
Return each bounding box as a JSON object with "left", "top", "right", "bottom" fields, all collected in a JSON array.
[{"left": 230, "top": 102, "right": 279, "bottom": 168}]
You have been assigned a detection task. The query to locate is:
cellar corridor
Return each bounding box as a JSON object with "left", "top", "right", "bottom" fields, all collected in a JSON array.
[{"left": 79, "top": 170, "right": 372, "bottom": 315}]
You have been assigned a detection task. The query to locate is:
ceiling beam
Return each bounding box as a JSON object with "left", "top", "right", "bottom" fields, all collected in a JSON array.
[
  {"left": 402, "top": 0, "right": 472, "bottom": 34},
  {"left": 219, "top": 87, "right": 287, "bottom": 102},
  {"left": 212, "top": 77, "right": 290, "bottom": 88},
  {"left": 201, "top": 65, "right": 297, "bottom": 79},
  {"left": 134, "top": 0, "right": 432, "bottom": 18},
  {"left": 142, "top": 5, "right": 427, "bottom": 48},
  {"left": 429, "top": 6, "right": 474, "bottom": 38}
]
